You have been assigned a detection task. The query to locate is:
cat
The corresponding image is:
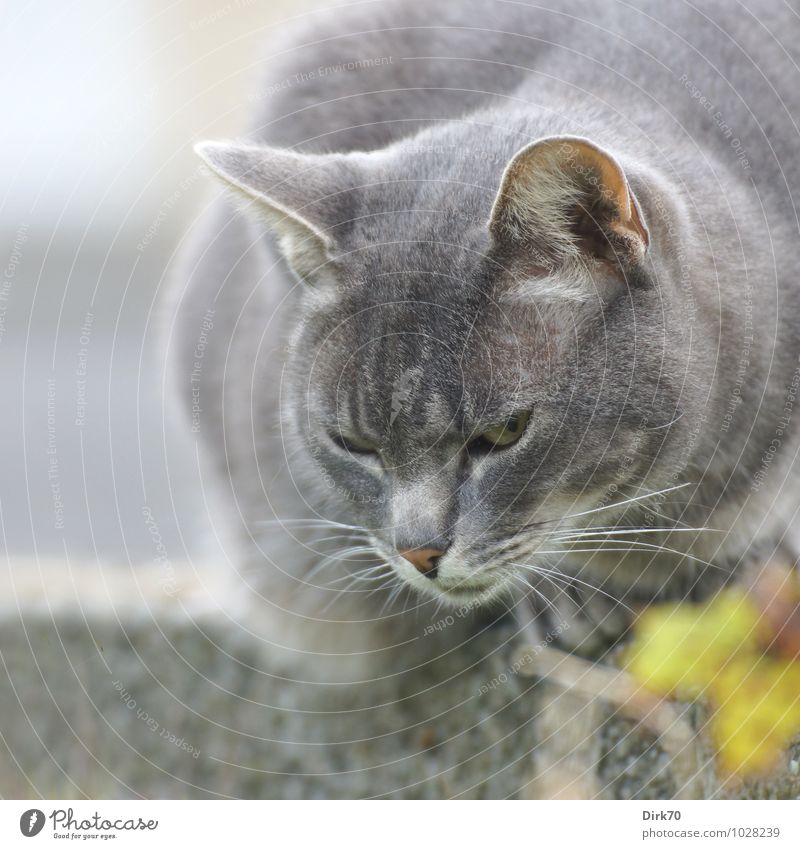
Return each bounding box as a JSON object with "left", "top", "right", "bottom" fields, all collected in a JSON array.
[{"left": 170, "top": 0, "right": 800, "bottom": 675}]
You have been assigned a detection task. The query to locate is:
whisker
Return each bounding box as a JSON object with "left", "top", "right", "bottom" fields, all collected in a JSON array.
[
  {"left": 325, "top": 564, "right": 392, "bottom": 586},
  {"left": 512, "top": 562, "right": 635, "bottom": 613},
  {"left": 520, "top": 540, "right": 725, "bottom": 573},
  {"left": 319, "top": 566, "right": 390, "bottom": 610},
  {"left": 551, "top": 525, "right": 719, "bottom": 541},
  {"left": 520, "top": 482, "right": 693, "bottom": 531},
  {"left": 307, "top": 531, "right": 371, "bottom": 547},
  {"left": 636, "top": 506, "right": 698, "bottom": 530},
  {"left": 501, "top": 566, "right": 557, "bottom": 615},
  {"left": 510, "top": 572, "right": 561, "bottom": 619},
  {"left": 305, "top": 545, "right": 376, "bottom": 582},
  {"left": 526, "top": 568, "right": 574, "bottom": 608},
  {"left": 254, "top": 518, "right": 367, "bottom": 531},
  {"left": 559, "top": 482, "right": 694, "bottom": 522},
  {"left": 329, "top": 572, "right": 388, "bottom": 595},
  {"left": 381, "top": 580, "right": 406, "bottom": 614},
  {"left": 366, "top": 574, "right": 401, "bottom": 598},
  {"left": 645, "top": 410, "right": 685, "bottom": 430}
]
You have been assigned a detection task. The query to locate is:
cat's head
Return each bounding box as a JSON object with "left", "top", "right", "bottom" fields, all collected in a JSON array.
[{"left": 196, "top": 133, "right": 692, "bottom": 606}]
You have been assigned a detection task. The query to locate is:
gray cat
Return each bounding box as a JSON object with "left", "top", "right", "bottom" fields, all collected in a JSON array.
[{"left": 170, "top": 0, "right": 800, "bottom": 675}]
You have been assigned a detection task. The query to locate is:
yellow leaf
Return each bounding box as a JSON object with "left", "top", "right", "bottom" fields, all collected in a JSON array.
[
  {"left": 710, "top": 655, "right": 800, "bottom": 775},
  {"left": 625, "top": 592, "right": 762, "bottom": 699},
  {"left": 626, "top": 589, "right": 800, "bottom": 776}
]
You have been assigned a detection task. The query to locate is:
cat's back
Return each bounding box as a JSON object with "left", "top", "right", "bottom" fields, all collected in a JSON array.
[{"left": 252, "top": 0, "right": 800, "bottom": 193}]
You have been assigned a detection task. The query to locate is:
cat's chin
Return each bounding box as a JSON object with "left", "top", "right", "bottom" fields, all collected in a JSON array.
[
  {"left": 405, "top": 574, "right": 511, "bottom": 609},
  {"left": 437, "top": 587, "right": 506, "bottom": 608}
]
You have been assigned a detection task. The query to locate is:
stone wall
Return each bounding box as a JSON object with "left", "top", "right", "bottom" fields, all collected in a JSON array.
[{"left": 1, "top": 562, "right": 796, "bottom": 799}]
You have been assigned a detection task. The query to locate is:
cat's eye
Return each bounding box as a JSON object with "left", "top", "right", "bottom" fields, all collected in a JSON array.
[
  {"left": 470, "top": 411, "right": 530, "bottom": 451},
  {"left": 329, "top": 431, "right": 378, "bottom": 456}
]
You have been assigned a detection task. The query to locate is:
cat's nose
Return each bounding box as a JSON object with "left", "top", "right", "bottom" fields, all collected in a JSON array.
[{"left": 398, "top": 547, "right": 446, "bottom": 579}]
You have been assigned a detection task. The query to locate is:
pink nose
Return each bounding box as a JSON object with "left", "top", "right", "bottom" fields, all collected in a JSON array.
[{"left": 398, "top": 547, "right": 444, "bottom": 578}]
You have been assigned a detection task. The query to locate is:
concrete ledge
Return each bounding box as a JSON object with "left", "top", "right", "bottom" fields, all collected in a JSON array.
[{"left": 1, "top": 561, "right": 797, "bottom": 798}]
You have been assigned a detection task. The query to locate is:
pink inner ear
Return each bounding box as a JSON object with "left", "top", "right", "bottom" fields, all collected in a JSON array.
[
  {"left": 490, "top": 135, "right": 649, "bottom": 266},
  {"left": 571, "top": 201, "right": 613, "bottom": 257},
  {"left": 559, "top": 142, "right": 649, "bottom": 252},
  {"left": 569, "top": 197, "right": 647, "bottom": 265}
]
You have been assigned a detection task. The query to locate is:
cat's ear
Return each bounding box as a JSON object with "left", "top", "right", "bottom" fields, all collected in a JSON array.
[
  {"left": 489, "top": 136, "right": 649, "bottom": 268},
  {"left": 195, "top": 140, "right": 355, "bottom": 283}
]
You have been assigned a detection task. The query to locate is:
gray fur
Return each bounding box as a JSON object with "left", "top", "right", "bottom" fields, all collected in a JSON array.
[{"left": 170, "top": 0, "right": 800, "bottom": 671}]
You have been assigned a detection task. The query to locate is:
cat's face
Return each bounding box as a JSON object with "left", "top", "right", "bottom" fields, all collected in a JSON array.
[
  {"left": 287, "top": 247, "right": 678, "bottom": 606},
  {"left": 198, "top": 134, "right": 687, "bottom": 606}
]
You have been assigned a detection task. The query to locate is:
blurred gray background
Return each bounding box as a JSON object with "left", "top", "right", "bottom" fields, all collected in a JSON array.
[{"left": 0, "top": 0, "right": 329, "bottom": 566}]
